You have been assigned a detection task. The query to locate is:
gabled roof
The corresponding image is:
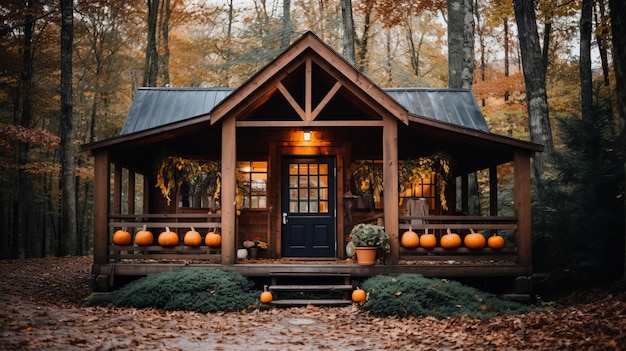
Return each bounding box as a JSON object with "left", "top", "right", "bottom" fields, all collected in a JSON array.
[{"left": 120, "top": 87, "right": 489, "bottom": 135}]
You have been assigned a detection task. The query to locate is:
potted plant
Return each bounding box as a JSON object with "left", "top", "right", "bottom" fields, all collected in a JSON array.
[{"left": 349, "top": 223, "right": 390, "bottom": 265}]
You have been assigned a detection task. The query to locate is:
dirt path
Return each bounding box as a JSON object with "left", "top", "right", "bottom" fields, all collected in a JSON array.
[{"left": 1, "top": 257, "right": 624, "bottom": 350}]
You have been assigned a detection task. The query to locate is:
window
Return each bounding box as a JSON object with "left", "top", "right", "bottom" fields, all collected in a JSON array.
[
  {"left": 237, "top": 161, "right": 268, "bottom": 209},
  {"left": 400, "top": 172, "right": 436, "bottom": 210}
]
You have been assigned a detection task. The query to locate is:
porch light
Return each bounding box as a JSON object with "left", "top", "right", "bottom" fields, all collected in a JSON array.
[{"left": 303, "top": 129, "right": 311, "bottom": 141}]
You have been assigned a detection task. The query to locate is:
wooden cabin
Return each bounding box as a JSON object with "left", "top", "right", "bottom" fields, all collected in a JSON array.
[{"left": 82, "top": 32, "right": 542, "bottom": 298}]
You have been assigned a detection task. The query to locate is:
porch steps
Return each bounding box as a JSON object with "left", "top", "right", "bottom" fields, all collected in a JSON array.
[{"left": 267, "top": 273, "right": 355, "bottom": 307}]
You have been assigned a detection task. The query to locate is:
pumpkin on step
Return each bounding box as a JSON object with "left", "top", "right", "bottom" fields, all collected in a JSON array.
[
  {"left": 158, "top": 227, "right": 179, "bottom": 247},
  {"left": 440, "top": 229, "right": 461, "bottom": 249},
  {"left": 260, "top": 291, "right": 273, "bottom": 304},
  {"left": 135, "top": 225, "right": 153, "bottom": 246}
]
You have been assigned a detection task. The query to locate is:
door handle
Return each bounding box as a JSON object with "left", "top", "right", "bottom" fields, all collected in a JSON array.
[{"left": 282, "top": 213, "right": 288, "bottom": 224}]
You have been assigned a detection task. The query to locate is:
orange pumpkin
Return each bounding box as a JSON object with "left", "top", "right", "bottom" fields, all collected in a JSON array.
[
  {"left": 487, "top": 234, "right": 505, "bottom": 250},
  {"left": 440, "top": 229, "right": 461, "bottom": 249},
  {"left": 419, "top": 229, "right": 437, "bottom": 249},
  {"left": 401, "top": 227, "right": 420, "bottom": 248},
  {"left": 260, "top": 291, "right": 273, "bottom": 304},
  {"left": 352, "top": 288, "right": 367, "bottom": 303},
  {"left": 135, "top": 225, "right": 154, "bottom": 246},
  {"left": 464, "top": 229, "right": 486, "bottom": 249},
  {"left": 158, "top": 227, "right": 179, "bottom": 247},
  {"left": 183, "top": 228, "right": 202, "bottom": 246},
  {"left": 112, "top": 228, "right": 131, "bottom": 245},
  {"left": 205, "top": 231, "right": 222, "bottom": 248}
]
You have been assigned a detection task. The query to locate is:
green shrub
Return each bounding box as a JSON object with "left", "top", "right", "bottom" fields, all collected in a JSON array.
[
  {"left": 361, "top": 274, "right": 531, "bottom": 318},
  {"left": 88, "top": 268, "right": 259, "bottom": 313}
]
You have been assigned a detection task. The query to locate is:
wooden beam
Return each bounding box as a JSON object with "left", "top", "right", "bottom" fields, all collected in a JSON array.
[
  {"left": 383, "top": 116, "right": 399, "bottom": 264},
  {"left": 305, "top": 58, "right": 312, "bottom": 120},
  {"left": 93, "top": 150, "right": 110, "bottom": 265},
  {"left": 311, "top": 81, "right": 342, "bottom": 120},
  {"left": 514, "top": 151, "right": 532, "bottom": 267},
  {"left": 236, "top": 120, "right": 383, "bottom": 127},
  {"left": 490, "top": 165, "right": 498, "bottom": 217},
  {"left": 276, "top": 82, "right": 305, "bottom": 120},
  {"left": 114, "top": 164, "right": 122, "bottom": 214},
  {"left": 221, "top": 116, "right": 237, "bottom": 264},
  {"left": 128, "top": 169, "right": 135, "bottom": 215}
]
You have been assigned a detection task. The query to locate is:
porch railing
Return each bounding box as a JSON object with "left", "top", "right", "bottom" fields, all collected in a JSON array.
[
  {"left": 107, "top": 213, "right": 222, "bottom": 262},
  {"left": 397, "top": 215, "right": 518, "bottom": 261}
]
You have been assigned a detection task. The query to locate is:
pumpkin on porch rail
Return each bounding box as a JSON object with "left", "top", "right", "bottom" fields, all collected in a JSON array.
[
  {"left": 487, "top": 234, "right": 505, "bottom": 250},
  {"left": 464, "top": 229, "right": 486, "bottom": 250},
  {"left": 135, "top": 225, "right": 154, "bottom": 246},
  {"left": 440, "top": 229, "right": 461, "bottom": 249},
  {"left": 400, "top": 227, "right": 420, "bottom": 248},
  {"left": 419, "top": 229, "right": 437, "bottom": 249},
  {"left": 112, "top": 228, "right": 131, "bottom": 245},
  {"left": 158, "top": 227, "right": 179, "bottom": 247},
  {"left": 205, "top": 231, "right": 221, "bottom": 248},
  {"left": 183, "top": 227, "right": 202, "bottom": 246}
]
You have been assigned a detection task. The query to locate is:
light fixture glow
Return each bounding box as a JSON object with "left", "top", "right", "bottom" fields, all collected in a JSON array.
[{"left": 303, "top": 129, "right": 311, "bottom": 141}]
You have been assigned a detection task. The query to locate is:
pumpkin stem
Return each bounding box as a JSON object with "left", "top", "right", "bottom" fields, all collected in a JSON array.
[
  {"left": 191, "top": 227, "right": 195, "bottom": 232},
  {"left": 142, "top": 224, "right": 147, "bottom": 231},
  {"left": 446, "top": 228, "right": 451, "bottom": 235},
  {"left": 122, "top": 226, "right": 127, "bottom": 231},
  {"left": 470, "top": 228, "right": 475, "bottom": 234},
  {"left": 408, "top": 226, "right": 412, "bottom": 232},
  {"left": 166, "top": 227, "right": 170, "bottom": 232},
  {"left": 425, "top": 228, "right": 429, "bottom": 235}
]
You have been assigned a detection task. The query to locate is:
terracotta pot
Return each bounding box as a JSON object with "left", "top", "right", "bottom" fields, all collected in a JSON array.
[{"left": 354, "top": 246, "right": 378, "bottom": 265}]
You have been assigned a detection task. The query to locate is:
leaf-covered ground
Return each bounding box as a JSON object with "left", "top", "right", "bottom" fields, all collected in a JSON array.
[{"left": 0, "top": 256, "right": 624, "bottom": 350}]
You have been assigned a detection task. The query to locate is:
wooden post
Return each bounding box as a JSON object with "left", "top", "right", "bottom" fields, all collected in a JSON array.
[
  {"left": 383, "top": 116, "right": 399, "bottom": 264},
  {"left": 221, "top": 116, "right": 237, "bottom": 264},
  {"left": 113, "top": 164, "right": 122, "bottom": 214},
  {"left": 128, "top": 170, "right": 135, "bottom": 214},
  {"left": 489, "top": 165, "right": 498, "bottom": 216},
  {"left": 93, "top": 150, "right": 110, "bottom": 265},
  {"left": 514, "top": 151, "right": 532, "bottom": 267}
]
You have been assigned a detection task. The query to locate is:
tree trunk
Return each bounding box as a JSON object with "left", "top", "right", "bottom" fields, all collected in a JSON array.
[
  {"left": 504, "top": 17, "right": 510, "bottom": 101},
  {"left": 159, "top": 0, "right": 171, "bottom": 86},
  {"left": 281, "top": 0, "right": 292, "bottom": 49},
  {"left": 340, "top": 0, "right": 355, "bottom": 65},
  {"left": 595, "top": 0, "right": 610, "bottom": 86},
  {"left": 355, "top": 1, "right": 372, "bottom": 72},
  {"left": 143, "top": 0, "right": 160, "bottom": 87},
  {"left": 462, "top": 0, "right": 474, "bottom": 90},
  {"left": 447, "top": 0, "right": 463, "bottom": 88},
  {"left": 608, "top": 0, "right": 626, "bottom": 279},
  {"left": 61, "top": 0, "right": 78, "bottom": 256},
  {"left": 580, "top": 0, "right": 593, "bottom": 119},
  {"left": 513, "top": 0, "right": 554, "bottom": 190}
]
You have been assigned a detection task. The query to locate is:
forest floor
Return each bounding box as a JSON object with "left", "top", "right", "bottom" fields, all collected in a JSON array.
[{"left": 0, "top": 256, "right": 625, "bottom": 351}]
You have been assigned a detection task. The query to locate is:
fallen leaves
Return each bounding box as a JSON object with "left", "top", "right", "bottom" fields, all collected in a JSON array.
[{"left": 1, "top": 257, "right": 625, "bottom": 350}]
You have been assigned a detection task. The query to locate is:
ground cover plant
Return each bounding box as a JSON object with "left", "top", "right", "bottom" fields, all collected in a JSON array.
[
  {"left": 88, "top": 267, "right": 259, "bottom": 313},
  {"left": 361, "top": 273, "right": 532, "bottom": 318}
]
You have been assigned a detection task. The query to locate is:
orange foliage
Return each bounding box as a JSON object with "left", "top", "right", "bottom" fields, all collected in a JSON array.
[{"left": 0, "top": 124, "right": 60, "bottom": 151}]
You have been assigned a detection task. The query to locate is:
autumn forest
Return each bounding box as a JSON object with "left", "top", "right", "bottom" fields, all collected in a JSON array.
[{"left": 1, "top": 0, "right": 624, "bottom": 283}]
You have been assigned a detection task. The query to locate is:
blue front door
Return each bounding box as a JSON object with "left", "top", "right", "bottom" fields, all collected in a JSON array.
[{"left": 281, "top": 156, "right": 336, "bottom": 257}]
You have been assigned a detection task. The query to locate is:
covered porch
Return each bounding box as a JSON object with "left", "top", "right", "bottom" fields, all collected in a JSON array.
[{"left": 83, "top": 32, "right": 541, "bottom": 291}]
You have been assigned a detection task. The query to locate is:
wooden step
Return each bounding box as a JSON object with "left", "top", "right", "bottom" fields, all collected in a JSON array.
[
  {"left": 270, "top": 299, "right": 353, "bottom": 306},
  {"left": 269, "top": 284, "right": 353, "bottom": 291}
]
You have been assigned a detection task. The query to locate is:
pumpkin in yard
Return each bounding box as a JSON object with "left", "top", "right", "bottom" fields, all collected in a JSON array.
[
  {"left": 135, "top": 225, "right": 154, "bottom": 246},
  {"left": 260, "top": 291, "right": 273, "bottom": 303},
  {"left": 400, "top": 227, "right": 420, "bottom": 248},
  {"left": 419, "top": 229, "right": 437, "bottom": 249},
  {"left": 112, "top": 228, "right": 131, "bottom": 245},
  {"left": 158, "top": 227, "right": 179, "bottom": 247},
  {"left": 440, "top": 229, "right": 461, "bottom": 249},
  {"left": 205, "top": 231, "right": 222, "bottom": 247},
  {"left": 487, "top": 234, "right": 505, "bottom": 250},
  {"left": 183, "top": 228, "right": 202, "bottom": 246},
  {"left": 352, "top": 288, "right": 367, "bottom": 303},
  {"left": 464, "top": 229, "right": 486, "bottom": 249}
]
